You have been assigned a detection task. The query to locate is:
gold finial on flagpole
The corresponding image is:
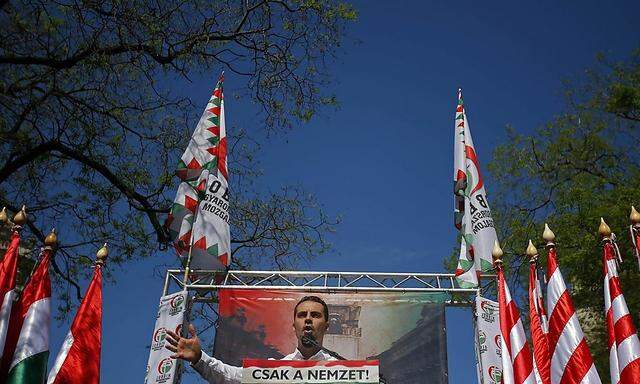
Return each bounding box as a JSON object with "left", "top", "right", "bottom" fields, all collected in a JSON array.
[
  {"left": 492, "top": 240, "right": 504, "bottom": 267},
  {"left": 13, "top": 205, "right": 26, "bottom": 226},
  {"left": 0, "top": 207, "right": 7, "bottom": 225},
  {"left": 599, "top": 217, "right": 612, "bottom": 239},
  {"left": 96, "top": 243, "right": 108, "bottom": 266},
  {"left": 631, "top": 206, "right": 640, "bottom": 225},
  {"left": 543, "top": 223, "right": 557, "bottom": 249},
  {"left": 44, "top": 228, "right": 57, "bottom": 250},
  {"left": 526, "top": 239, "right": 538, "bottom": 263}
]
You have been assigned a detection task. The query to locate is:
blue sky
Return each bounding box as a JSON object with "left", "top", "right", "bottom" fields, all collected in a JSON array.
[{"left": 45, "top": 1, "right": 640, "bottom": 382}]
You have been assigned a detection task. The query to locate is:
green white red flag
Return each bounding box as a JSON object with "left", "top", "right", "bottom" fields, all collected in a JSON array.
[
  {"left": 47, "top": 261, "right": 102, "bottom": 384},
  {"left": 166, "top": 73, "right": 230, "bottom": 270},
  {"left": 0, "top": 248, "right": 51, "bottom": 383},
  {"left": 0, "top": 230, "right": 20, "bottom": 362},
  {"left": 453, "top": 89, "right": 498, "bottom": 288}
]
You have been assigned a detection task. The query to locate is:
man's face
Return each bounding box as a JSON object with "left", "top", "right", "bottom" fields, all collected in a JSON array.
[{"left": 293, "top": 301, "right": 329, "bottom": 346}]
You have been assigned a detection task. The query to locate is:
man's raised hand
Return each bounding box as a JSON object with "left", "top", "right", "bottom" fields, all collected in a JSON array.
[{"left": 165, "top": 324, "right": 202, "bottom": 364}]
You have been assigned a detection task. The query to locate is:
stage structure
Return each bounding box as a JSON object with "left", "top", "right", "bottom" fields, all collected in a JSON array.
[{"left": 161, "top": 269, "right": 495, "bottom": 384}]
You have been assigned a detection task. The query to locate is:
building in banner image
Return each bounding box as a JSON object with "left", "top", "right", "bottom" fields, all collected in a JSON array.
[
  {"left": 370, "top": 304, "right": 448, "bottom": 384},
  {"left": 323, "top": 304, "right": 362, "bottom": 358}
]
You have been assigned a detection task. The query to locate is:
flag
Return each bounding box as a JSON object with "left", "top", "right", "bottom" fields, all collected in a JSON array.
[
  {"left": 166, "top": 73, "right": 230, "bottom": 270},
  {"left": 0, "top": 248, "right": 51, "bottom": 383},
  {"left": 475, "top": 296, "right": 503, "bottom": 384},
  {"left": 602, "top": 236, "right": 640, "bottom": 383},
  {"left": 529, "top": 261, "right": 551, "bottom": 384},
  {"left": 546, "top": 245, "right": 601, "bottom": 384},
  {"left": 496, "top": 257, "right": 536, "bottom": 384},
  {"left": 0, "top": 230, "right": 20, "bottom": 362},
  {"left": 454, "top": 89, "right": 498, "bottom": 288},
  {"left": 47, "top": 259, "right": 103, "bottom": 384}
]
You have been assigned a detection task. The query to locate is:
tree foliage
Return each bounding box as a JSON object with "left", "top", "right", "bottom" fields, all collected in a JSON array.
[
  {"left": 0, "top": 0, "right": 355, "bottom": 310},
  {"left": 487, "top": 49, "right": 640, "bottom": 381}
]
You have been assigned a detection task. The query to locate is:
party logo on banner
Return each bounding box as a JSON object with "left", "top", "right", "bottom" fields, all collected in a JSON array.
[
  {"left": 169, "top": 295, "right": 185, "bottom": 315},
  {"left": 488, "top": 365, "right": 502, "bottom": 384}
]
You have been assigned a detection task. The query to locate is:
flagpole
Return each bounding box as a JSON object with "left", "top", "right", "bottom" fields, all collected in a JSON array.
[{"left": 630, "top": 206, "right": 640, "bottom": 269}]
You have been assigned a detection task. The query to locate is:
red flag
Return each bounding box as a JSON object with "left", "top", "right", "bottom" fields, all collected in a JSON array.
[
  {"left": 47, "top": 262, "right": 102, "bottom": 384},
  {"left": 0, "top": 230, "right": 20, "bottom": 359}
]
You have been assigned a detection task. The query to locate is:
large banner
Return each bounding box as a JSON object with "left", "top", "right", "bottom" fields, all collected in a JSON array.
[
  {"left": 474, "top": 296, "right": 502, "bottom": 384},
  {"left": 145, "top": 291, "right": 188, "bottom": 384},
  {"left": 214, "top": 289, "right": 448, "bottom": 383}
]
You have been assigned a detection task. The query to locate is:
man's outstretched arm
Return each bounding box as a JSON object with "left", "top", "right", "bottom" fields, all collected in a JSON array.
[{"left": 165, "top": 324, "right": 242, "bottom": 384}]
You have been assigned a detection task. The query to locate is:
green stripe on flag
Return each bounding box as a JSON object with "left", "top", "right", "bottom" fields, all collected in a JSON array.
[{"left": 7, "top": 350, "right": 49, "bottom": 384}]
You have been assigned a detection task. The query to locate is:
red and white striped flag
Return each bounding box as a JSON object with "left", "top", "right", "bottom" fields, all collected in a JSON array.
[
  {"left": 496, "top": 253, "right": 536, "bottom": 384},
  {"left": 529, "top": 259, "right": 551, "bottom": 384},
  {"left": 0, "top": 229, "right": 20, "bottom": 362},
  {"left": 602, "top": 235, "right": 640, "bottom": 383},
  {"left": 546, "top": 245, "right": 601, "bottom": 384},
  {"left": 47, "top": 249, "right": 103, "bottom": 384}
]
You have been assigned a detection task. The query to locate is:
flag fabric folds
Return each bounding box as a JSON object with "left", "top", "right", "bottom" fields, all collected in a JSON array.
[
  {"left": 166, "top": 73, "right": 230, "bottom": 270},
  {"left": 497, "top": 261, "right": 536, "bottom": 384},
  {"left": 0, "top": 230, "right": 20, "bottom": 362},
  {"left": 454, "top": 89, "right": 499, "bottom": 288},
  {"left": 602, "top": 239, "right": 640, "bottom": 383},
  {"left": 0, "top": 248, "right": 51, "bottom": 383},
  {"left": 546, "top": 246, "right": 601, "bottom": 384},
  {"left": 47, "top": 261, "right": 103, "bottom": 384},
  {"left": 529, "top": 262, "right": 551, "bottom": 384}
]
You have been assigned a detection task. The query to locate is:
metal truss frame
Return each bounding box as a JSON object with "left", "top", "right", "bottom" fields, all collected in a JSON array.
[{"left": 163, "top": 269, "right": 496, "bottom": 306}]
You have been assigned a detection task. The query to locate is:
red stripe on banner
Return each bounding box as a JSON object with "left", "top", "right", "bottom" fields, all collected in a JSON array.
[
  {"left": 559, "top": 339, "right": 594, "bottom": 384},
  {"left": 615, "top": 314, "right": 638, "bottom": 346},
  {"left": 243, "top": 359, "right": 379, "bottom": 368},
  {"left": 619, "top": 356, "right": 640, "bottom": 384},
  {"left": 546, "top": 248, "right": 559, "bottom": 278},
  {"left": 513, "top": 342, "right": 534, "bottom": 384},
  {"left": 608, "top": 276, "right": 623, "bottom": 302},
  {"left": 603, "top": 243, "right": 617, "bottom": 262},
  {"left": 606, "top": 308, "right": 615, "bottom": 349},
  {"left": 548, "top": 291, "right": 574, "bottom": 353}
]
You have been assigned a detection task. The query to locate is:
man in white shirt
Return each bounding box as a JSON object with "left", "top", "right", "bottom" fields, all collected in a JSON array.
[{"left": 165, "top": 295, "right": 335, "bottom": 384}]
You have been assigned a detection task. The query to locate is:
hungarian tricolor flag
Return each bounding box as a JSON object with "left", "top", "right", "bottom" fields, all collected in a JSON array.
[
  {"left": 0, "top": 230, "right": 20, "bottom": 362},
  {"left": 0, "top": 248, "right": 51, "bottom": 383},
  {"left": 454, "top": 89, "right": 498, "bottom": 288},
  {"left": 166, "top": 73, "right": 230, "bottom": 270},
  {"left": 47, "top": 259, "right": 102, "bottom": 384}
]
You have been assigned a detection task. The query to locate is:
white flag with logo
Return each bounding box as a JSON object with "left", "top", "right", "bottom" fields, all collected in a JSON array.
[
  {"left": 475, "top": 296, "right": 502, "bottom": 384},
  {"left": 145, "top": 291, "right": 188, "bottom": 384},
  {"left": 454, "top": 90, "right": 498, "bottom": 288}
]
